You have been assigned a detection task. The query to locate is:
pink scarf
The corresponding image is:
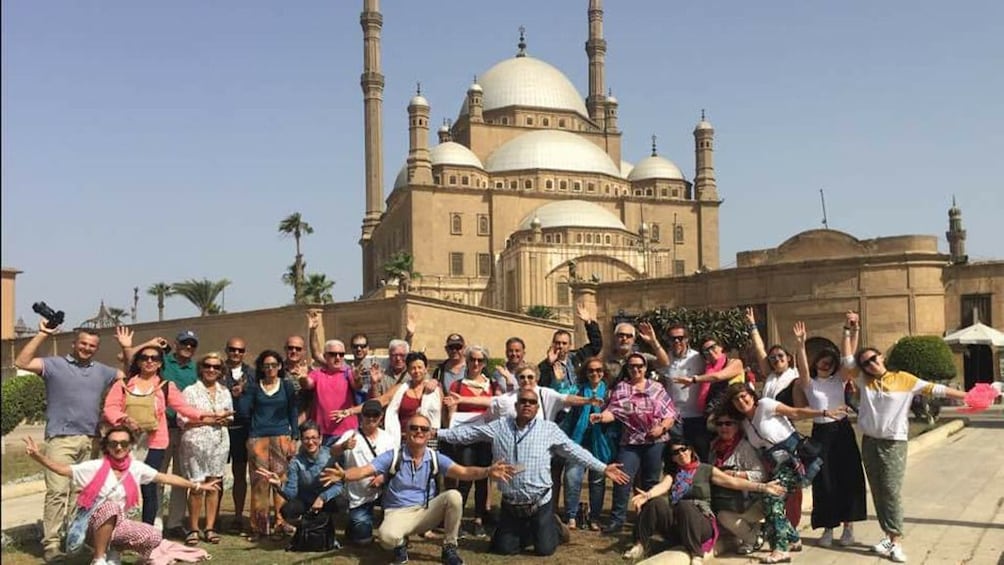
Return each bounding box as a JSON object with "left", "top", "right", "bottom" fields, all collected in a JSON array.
[
  {"left": 77, "top": 455, "right": 140, "bottom": 510},
  {"left": 697, "top": 354, "right": 728, "bottom": 412}
]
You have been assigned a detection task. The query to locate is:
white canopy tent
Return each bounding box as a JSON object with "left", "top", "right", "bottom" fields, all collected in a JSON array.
[{"left": 943, "top": 322, "right": 1004, "bottom": 348}]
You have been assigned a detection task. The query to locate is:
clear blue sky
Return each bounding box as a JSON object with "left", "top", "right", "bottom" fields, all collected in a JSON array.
[{"left": 3, "top": 1, "right": 1002, "bottom": 326}]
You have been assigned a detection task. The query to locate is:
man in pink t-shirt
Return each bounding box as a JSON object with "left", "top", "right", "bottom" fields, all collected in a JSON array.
[{"left": 299, "top": 339, "right": 360, "bottom": 445}]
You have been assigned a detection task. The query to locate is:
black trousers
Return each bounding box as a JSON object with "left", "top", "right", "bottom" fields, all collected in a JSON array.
[
  {"left": 454, "top": 441, "right": 492, "bottom": 519},
  {"left": 491, "top": 497, "right": 560, "bottom": 556},
  {"left": 635, "top": 498, "right": 713, "bottom": 556}
]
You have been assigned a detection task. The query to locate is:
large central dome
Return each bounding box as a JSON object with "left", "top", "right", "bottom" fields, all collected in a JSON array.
[
  {"left": 485, "top": 130, "right": 621, "bottom": 176},
  {"left": 459, "top": 56, "right": 588, "bottom": 118}
]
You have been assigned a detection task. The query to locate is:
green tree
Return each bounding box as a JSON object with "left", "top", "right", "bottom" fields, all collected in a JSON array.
[
  {"left": 383, "top": 251, "right": 421, "bottom": 293},
  {"left": 106, "top": 307, "right": 129, "bottom": 325},
  {"left": 1, "top": 373, "right": 45, "bottom": 436},
  {"left": 171, "top": 278, "right": 231, "bottom": 316},
  {"left": 886, "top": 336, "right": 957, "bottom": 383},
  {"left": 302, "top": 273, "right": 336, "bottom": 304},
  {"left": 278, "top": 213, "right": 314, "bottom": 304},
  {"left": 526, "top": 305, "right": 556, "bottom": 320},
  {"left": 147, "top": 282, "right": 175, "bottom": 322},
  {"left": 637, "top": 306, "right": 753, "bottom": 352}
]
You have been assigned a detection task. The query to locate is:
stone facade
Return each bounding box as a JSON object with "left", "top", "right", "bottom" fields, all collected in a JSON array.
[{"left": 1, "top": 268, "right": 21, "bottom": 341}]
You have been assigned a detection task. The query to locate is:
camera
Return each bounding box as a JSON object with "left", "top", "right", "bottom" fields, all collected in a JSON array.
[{"left": 32, "top": 301, "right": 66, "bottom": 330}]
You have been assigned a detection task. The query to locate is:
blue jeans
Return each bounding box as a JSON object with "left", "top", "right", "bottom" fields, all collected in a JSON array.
[
  {"left": 563, "top": 463, "right": 605, "bottom": 523},
  {"left": 348, "top": 500, "right": 377, "bottom": 543},
  {"left": 141, "top": 448, "right": 165, "bottom": 525},
  {"left": 610, "top": 442, "right": 665, "bottom": 526}
]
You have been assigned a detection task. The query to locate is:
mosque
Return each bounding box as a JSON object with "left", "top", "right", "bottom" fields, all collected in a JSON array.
[{"left": 358, "top": 0, "right": 718, "bottom": 321}]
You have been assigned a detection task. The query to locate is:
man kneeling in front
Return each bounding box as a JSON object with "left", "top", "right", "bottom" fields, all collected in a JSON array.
[{"left": 322, "top": 415, "right": 514, "bottom": 565}]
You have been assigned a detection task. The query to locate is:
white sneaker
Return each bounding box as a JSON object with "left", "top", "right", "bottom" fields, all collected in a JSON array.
[
  {"left": 622, "top": 543, "right": 645, "bottom": 560},
  {"left": 90, "top": 558, "right": 110, "bottom": 565},
  {"left": 818, "top": 528, "right": 833, "bottom": 547},
  {"left": 889, "top": 542, "right": 907, "bottom": 562},
  {"left": 872, "top": 536, "right": 894, "bottom": 555},
  {"left": 105, "top": 550, "right": 122, "bottom": 565},
  {"left": 690, "top": 556, "right": 704, "bottom": 565},
  {"left": 838, "top": 526, "right": 855, "bottom": 547}
]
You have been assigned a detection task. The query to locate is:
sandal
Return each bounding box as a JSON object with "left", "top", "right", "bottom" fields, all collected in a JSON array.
[
  {"left": 185, "top": 530, "right": 201, "bottom": 546},
  {"left": 759, "top": 551, "right": 792, "bottom": 564},
  {"left": 203, "top": 529, "right": 221, "bottom": 544}
]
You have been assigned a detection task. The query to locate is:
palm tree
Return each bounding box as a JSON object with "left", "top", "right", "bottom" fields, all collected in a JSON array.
[
  {"left": 281, "top": 261, "right": 304, "bottom": 289},
  {"left": 147, "top": 282, "right": 175, "bottom": 322},
  {"left": 302, "top": 273, "right": 335, "bottom": 304},
  {"left": 171, "top": 278, "right": 231, "bottom": 316},
  {"left": 278, "top": 213, "right": 314, "bottom": 304},
  {"left": 383, "top": 251, "right": 421, "bottom": 294},
  {"left": 106, "top": 307, "right": 129, "bottom": 325}
]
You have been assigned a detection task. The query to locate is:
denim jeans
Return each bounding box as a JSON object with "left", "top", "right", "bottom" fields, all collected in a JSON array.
[
  {"left": 141, "top": 448, "right": 166, "bottom": 525},
  {"left": 492, "top": 496, "right": 559, "bottom": 556},
  {"left": 610, "top": 442, "right": 665, "bottom": 526},
  {"left": 563, "top": 463, "right": 605, "bottom": 523},
  {"left": 347, "top": 500, "right": 378, "bottom": 543}
]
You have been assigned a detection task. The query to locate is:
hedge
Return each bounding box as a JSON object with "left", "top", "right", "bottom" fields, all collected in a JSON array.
[
  {"left": 637, "top": 306, "right": 754, "bottom": 352},
  {"left": 885, "top": 335, "right": 957, "bottom": 383},
  {"left": 1, "top": 373, "right": 46, "bottom": 436}
]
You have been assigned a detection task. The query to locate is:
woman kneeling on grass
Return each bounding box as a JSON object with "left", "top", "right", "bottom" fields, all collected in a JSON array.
[{"left": 24, "top": 425, "right": 219, "bottom": 565}]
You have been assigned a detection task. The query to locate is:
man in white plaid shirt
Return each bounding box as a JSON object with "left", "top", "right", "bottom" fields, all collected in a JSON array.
[{"left": 437, "top": 387, "right": 630, "bottom": 556}]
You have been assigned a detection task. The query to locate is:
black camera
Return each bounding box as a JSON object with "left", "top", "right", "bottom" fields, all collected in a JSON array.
[{"left": 32, "top": 301, "right": 66, "bottom": 330}]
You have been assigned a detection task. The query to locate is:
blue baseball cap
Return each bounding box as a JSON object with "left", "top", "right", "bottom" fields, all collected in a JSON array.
[{"left": 176, "top": 330, "right": 199, "bottom": 345}]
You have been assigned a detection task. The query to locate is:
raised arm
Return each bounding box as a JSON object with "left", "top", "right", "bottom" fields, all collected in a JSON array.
[
  {"left": 698, "top": 357, "right": 745, "bottom": 383},
  {"left": 746, "top": 307, "right": 770, "bottom": 377},
  {"left": 773, "top": 401, "right": 848, "bottom": 421},
  {"left": 637, "top": 322, "right": 670, "bottom": 369},
  {"left": 446, "top": 460, "right": 515, "bottom": 483},
  {"left": 792, "top": 321, "right": 811, "bottom": 391},
  {"left": 841, "top": 311, "right": 860, "bottom": 359},
  {"left": 630, "top": 473, "right": 674, "bottom": 512},
  {"left": 404, "top": 311, "right": 416, "bottom": 347},
  {"left": 320, "top": 463, "right": 377, "bottom": 486},
  {"left": 13, "top": 320, "right": 55, "bottom": 374},
  {"left": 577, "top": 302, "right": 604, "bottom": 358},
  {"left": 23, "top": 437, "right": 70, "bottom": 477},
  {"left": 307, "top": 311, "right": 326, "bottom": 366},
  {"left": 710, "top": 467, "right": 785, "bottom": 496},
  {"left": 435, "top": 420, "right": 496, "bottom": 445}
]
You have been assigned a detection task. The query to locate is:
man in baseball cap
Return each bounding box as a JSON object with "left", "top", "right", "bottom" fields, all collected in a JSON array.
[{"left": 437, "top": 334, "right": 467, "bottom": 391}]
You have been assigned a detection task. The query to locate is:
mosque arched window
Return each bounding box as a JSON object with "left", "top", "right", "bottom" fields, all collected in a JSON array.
[
  {"left": 558, "top": 118, "right": 566, "bottom": 128},
  {"left": 605, "top": 234, "right": 612, "bottom": 245},
  {"left": 573, "top": 181, "right": 582, "bottom": 192},
  {"left": 461, "top": 176, "right": 469, "bottom": 186},
  {"left": 559, "top": 180, "right": 568, "bottom": 191},
  {"left": 524, "top": 179, "right": 533, "bottom": 189},
  {"left": 449, "top": 175, "right": 457, "bottom": 185},
  {"left": 542, "top": 117, "right": 550, "bottom": 127},
  {"left": 546, "top": 180, "right": 554, "bottom": 190}
]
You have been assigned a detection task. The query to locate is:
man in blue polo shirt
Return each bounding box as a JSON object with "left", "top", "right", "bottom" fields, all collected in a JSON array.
[
  {"left": 322, "top": 414, "right": 514, "bottom": 565},
  {"left": 15, "top": 318, "right": 122, "bottom": 563}
]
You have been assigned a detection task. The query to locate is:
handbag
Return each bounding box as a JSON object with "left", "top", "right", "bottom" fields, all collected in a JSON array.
[{"left": 286, "top": 510, "right": 339, "bottom": 552}]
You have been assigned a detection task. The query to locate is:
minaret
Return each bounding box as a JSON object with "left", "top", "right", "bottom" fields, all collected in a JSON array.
[
  {"left": 604, "top": 89, "right": 618, "bottom": 132},
  {"left": 693, "top": 110, "right": 718, "bottom": 201},
  {"left": 438, "top": 119, "right": 452, "bottom": 143},
  {"left": 359, "top": 0, "right": 385, "bottom": 291},
  {"left": 947, "top": 197, "right": 968, "bottom": 264},
  {"left": 585, "top": 0, "right": 607, "bottom": 128},
  {"left": 467, "top": 77, "right": 483, "bottom": 124},
  {"left": 407, "top": 85, "right": 433, "bottom": 186}
]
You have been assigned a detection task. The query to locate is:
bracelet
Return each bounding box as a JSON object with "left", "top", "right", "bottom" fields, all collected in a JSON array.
[
  {"left": 821, "top": 409, "right": 828, "bottom": 418},
  {"left": 691, "top": 376, "right": 698, "bottom": 384},
  {"left": 748, "top": 325, "right": 758, "bottom": 333},
  {"left": 843, "top": 326, "right": 858, "bottom": 332}
]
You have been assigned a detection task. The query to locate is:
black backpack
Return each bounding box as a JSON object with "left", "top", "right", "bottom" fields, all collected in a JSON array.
[{"left": 286, "top": 510, "right": 339, "bottom": 553}]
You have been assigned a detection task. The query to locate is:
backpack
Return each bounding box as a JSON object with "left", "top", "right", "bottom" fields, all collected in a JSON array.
[
  {"left": 123, "top": 379, "right": 171, "bottom": 432},
  {"left": 389, "top": 447, "right": 441, "bottom": 508},
  {"left": 286, "top": 510, "right": 339, "bottom": 553}
]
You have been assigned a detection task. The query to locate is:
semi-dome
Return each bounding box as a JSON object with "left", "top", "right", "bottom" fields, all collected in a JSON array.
[
  {"left": 517, "top": 200, "right": 628, "bottom": 231},
  {"left": 627, "top": 155, "right": 686, "bottom": 181},
  {"left": 458, "top": 56, "right": 588, "bottom": 118},
  {"left": 485, "top": 130, "right": 620, "bottom": 176},
  {"left": 393, "top": 142, "right": 485, "bottom": 190}
]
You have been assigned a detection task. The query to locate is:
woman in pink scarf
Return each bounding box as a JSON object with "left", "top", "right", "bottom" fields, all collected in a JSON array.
[{"left": 24, "top": 425, "right": 219, "bottom": 565}]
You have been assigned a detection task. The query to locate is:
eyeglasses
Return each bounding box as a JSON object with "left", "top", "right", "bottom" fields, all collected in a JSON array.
[
  {"left": 469, "top": 358, "right": 486, "bottom": 364},
  {"left": 286, "top": 345, "right": 303, "bottom": 352},
  {"left": 227, "top": 347, "right": 246, "bottom": 353},
  {"left": 517, "top": 374, "right": 536, "bottom": 380},
  {"left": 352, "top": 343, "right": 368, "bottom": 349},
  {"left": 262, "top": 362, "right": 281, "bottom": 370},
  {"left": 179, "top": 341, "right": 198, "bottom": 349},
  {"left": 669, "top": 335, "right": 687, "bottom": 342},
  {"left": 138, "top": 354, "right": 162, "bottom": 362},
  {"left": 768, "top": 354, "right": 786, "bottom": 363},
  {"left": 627, "top": 364, "right": 646, "bottom": 370},
  {"left": 715, "top": 421, "right": 736, "bottom": 427},
  {"left": 670, "top": 447, "right": 689, "bottom": 456},
  {"left": 408, "top": 425, "right": 431, "bottom": 433},
  {"left": 202, "top": 363, "right": 223, "bottom": 371},
  {"left": 862, "top": 355, "right": 880, "bottom": 366},
  {"left": 516, "top": 398, "right": 539, "bottom": 405},
  {"left": 615, "top": 332, "right": 635, "bottom": 339},
  {"left": 107, "top": 440, "right": 131, "bottom": 449},
  {"left": 301, "top": 436, "right": 321, "bottom": 442},
  {"left": 702, "top": 344, "right": 718, "bottom": 353},
  {"left": 325, "top": 351, "right": 346, "bottom": 357}
]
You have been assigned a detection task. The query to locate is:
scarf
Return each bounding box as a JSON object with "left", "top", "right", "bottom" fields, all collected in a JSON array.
[
  {"left": 697, "top": 354, "right": 728, "bottom": 412},
  {"left": 459, "top": 376, "right": 492, "bottom": 393},
  {"left": 712, "top": 435, "right": 741, "bottom": 468},
  {"left": 563, "top": 381, "right": 614, "bottom": 463},
  {"left": 670, "top": 460, "right": 701, "bottom": 504},
  {"left": 77, "top": 455, "right": 140, "bottom": 510}
]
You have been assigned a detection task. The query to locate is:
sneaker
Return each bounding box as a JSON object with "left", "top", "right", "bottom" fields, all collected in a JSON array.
[
  {"left": 838, "top": 526, "right": 855, "bottom": 547},
  {"left": 90, "top": 558, "right": 110, "bottom": 565},
  {"left": 690, "top": 556, "right": 704, "bottom": 565},
  {"left": 567, "top": 518, "right": 577, "bottom": 530},
  {"left": 889, "top": 542, "right": 907, "bottom": 563},
  {"left": 818, "top": 528, "right": 833, "bottom": 547},
  {"left": 105, "top": 550, "right": 122, "bottom": 565},
  {"left": 622, "top": 543, "right": 645, "bottom": 560},
  {"left": 601, "top": 522, "right": 624, "bottom": 535},
  {"left": 736, "top": 543, "right": 756, "bottom": 555},
  {"left": 471, "top": 521, "right": 488, "bottom": 539},
  {"left": 441, "top": 543, "right": 464, "bottom": 565},
  {"left": 43, "top": 548, "right": 64, "bottom": 564},
  {"left": 872, "top": 537, "right": 895, "bottom": 556},
  {"left": 392, "top": 544, "right": 409, "bottom": 564}
]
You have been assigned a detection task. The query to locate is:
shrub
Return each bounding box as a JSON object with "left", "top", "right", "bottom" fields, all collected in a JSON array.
[
  {"left": 885, "top": 336, "right": 957, "bottom": 382},
  {"left": 636, "top": 306, "right": 753, "bottom": 352},
  {"left": 526, "top": 305, "right": 556, "bottom": 320},
  {"left": 1, "top": 373, "right": 46, "bottom": 436}
]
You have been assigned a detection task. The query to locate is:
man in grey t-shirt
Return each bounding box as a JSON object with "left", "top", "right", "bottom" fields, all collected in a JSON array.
[{"left": 14, "top": 318, "right": 122, "bottom": 562}]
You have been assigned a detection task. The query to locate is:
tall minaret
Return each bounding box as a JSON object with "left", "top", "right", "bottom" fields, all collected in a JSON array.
[
  {"left": 407, "top": 85, "right": 433, "bottom": 186},
  {"left": 585, "top": 0, "right": 607, "bottom": 128},
  {"left": 693, "top": 110, "right": 718, "bottom": 201},
  {"left": 359, "top": 0, "right": 385, "bottom": 291},
  {"left": 946, "top": 197, "right": 968, "bottom": 264}
]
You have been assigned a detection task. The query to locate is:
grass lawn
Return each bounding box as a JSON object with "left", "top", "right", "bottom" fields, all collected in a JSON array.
[{"left": 1, "top": 450, "right": 42, "bottom": 485}]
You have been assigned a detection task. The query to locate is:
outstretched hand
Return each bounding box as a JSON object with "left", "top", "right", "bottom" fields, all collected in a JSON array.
[
  {"left": 575, "top": 301, "right": 594, "bottom": 323},
  {"left": 793, "top": 321, "right": 807, "bottom": 343},
  {"left": 115, "top": 326, "right": 133, "bottom": 349},
  {"left": 630, "top": 488, "right": 651, "bottom": 513},
  {"left": 605, "top": 463, "right": 631, "bottom": 485},
  {"left": 745, "top": 306, "right": 756, "bottom": 325},
  {"left": 761, "top": 480, "right": 786, "bottom": 497},
  {"left": 199, "top": 478, "right": 222, "bottom": 492},
  {"left": 254, "top": 467, "right": 282, "bottom": 487},
  {"left": 443, "top": 391, "right": 462, "bottom": 408},
  {"left": 637, "top": 322, "right": 657, "bottom": 344},
  {"left": 487, "top": 460, "right": 517, "bottom": 483},
  {"left": 320, "top": 464, "right": 346, "bottom": 487},
  {"left": 23, "top": 436, "right": 41, "bottom": 458}
]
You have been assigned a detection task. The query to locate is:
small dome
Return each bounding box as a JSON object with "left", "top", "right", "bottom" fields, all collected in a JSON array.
[
  {"left": 530, "top": 216, "right": 542, "bottom": 229},
  {"left": 468, "top": 82, "right": 483, "bottom": 93},
  {"left": 620, "top": 160, "right": 634, "bottom": 179},
  {"left": 438, "top": 124, "right": 450, "bottom": 133},
  {"left": 695, "top": 120, "right": 713, "bottom": 131},
  {"left": 430, "top": 142, "right": 484, "bottom": 169},
  {"left": 459, "top": 56, "right": 588, "bottom": 118},
  {"left": 486, "top": 130, "right": 620, "bottom": 176},
  {"left": 606, "top": 94, "right": 618, "bottom": 105},
  {"left": 409, "top": 94, "right": 429, "bottom": 107},
  {"left": 628, "top": 155, "right": 686, "bottom": 181},
  {"left": 518, "top": 200, "right": 627, "bottom": 231}
]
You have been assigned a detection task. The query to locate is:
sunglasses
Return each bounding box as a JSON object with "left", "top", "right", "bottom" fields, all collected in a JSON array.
[
  {"left": 670, "top": 447, "right": 689, "bottom": 456},
  {"left": 768, "top": 354, "right": 786, "bottom": 363},
  {"left": 325, "top": 351, "right": 346, "bottom": 357},
  {"left": 107, "top": 440, "right": 131, "bottom": 449},
  {"left": 669, "top": 335, "right": 687, "bottom": 342},
  {"left": 715, "top": 421, "right": 736, "bottom": 427},
  {"left": 615, "top": 332, "right": 635, "bottom": 339},
  {"left": 352, "top": 343, "right": 368, "bottom": 349},
  {"left": 179, "top": 341, "right": 198, "bottom": 349},
  {"left": 227, "top": 347, "right": 246, "bottom": 353},
  {"left": 517, "top": 373, "right": 536, "bottom": 380},
  {"left": 286, "top": 345, "right": 303, "bottom": 352},
  {"left": 627, "top": 364, "right": 646, "bottom": 370},
  {"left": 516, "top": 398, "right": 539, "bottom": 406},
  {"left": 262, "top": 362, "right": 281, "bottom": 370},
  {"left": 202, "top": 363, "right": 223, "bottom": 371},
  {"left": 702, "top": 345, "right": 718, "bottom": 353},
  {"left": 469, "top": 358, "right": 486, "bottom": 364},
  {"left": 446, "top": 344, "right": 464, "bottom": 351},
  {"left": 138, "top": 354, "right": 162, "bottom": 362},
  {"left": 408, "top": 425, "right": 431, "bottom": 433},
  {"left": 862, "top": 355, "right": 880, "bottom": 366},
  {"left": 587, "top": 367, "right": 605, "bottom": 373}
]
